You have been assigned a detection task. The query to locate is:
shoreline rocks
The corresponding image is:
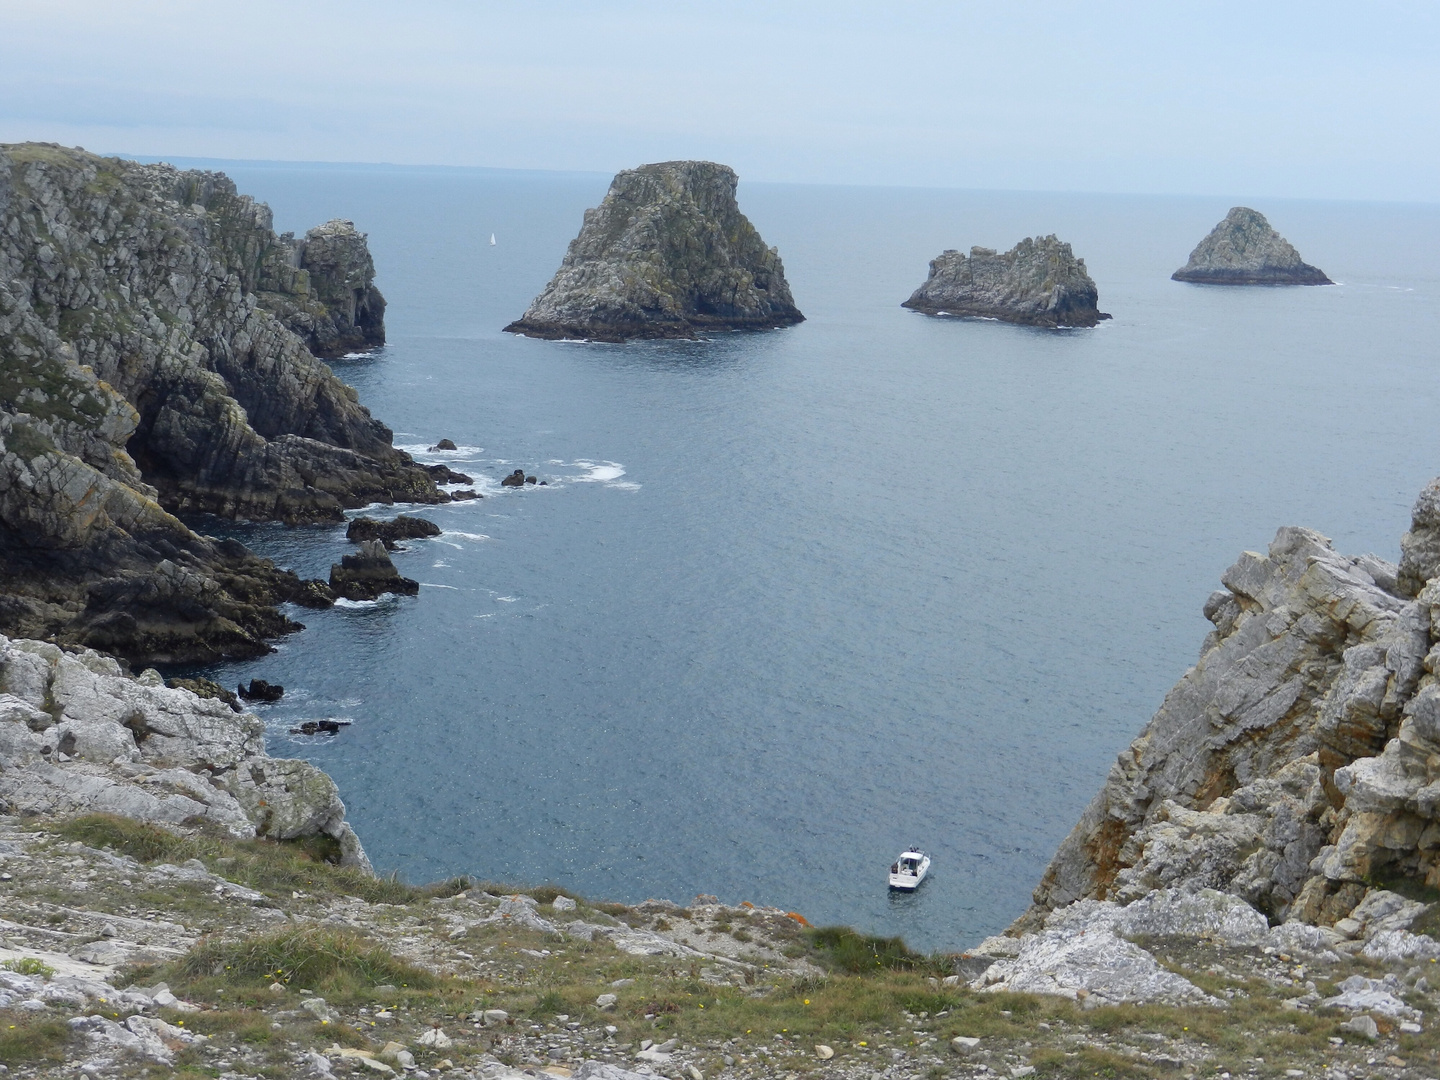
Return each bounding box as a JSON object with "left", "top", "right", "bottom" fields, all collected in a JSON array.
[
  {"left": 505, "top": 160, "right": 803, "bottom": 342},
  {"left": 902, "top": 235, "right": 1110, "bottom": 328},
  {"left": 345, "top": 514, "right": 442, "bottom": 550},
  {"left": 1172, "top": 207, "right": 1332, "bottom": 285},
  {"left": 0, "top": 142, "right": 449, "bottom": 665},
  {"left": 328, "top": 540, "right": 420, "bottom": 601}
]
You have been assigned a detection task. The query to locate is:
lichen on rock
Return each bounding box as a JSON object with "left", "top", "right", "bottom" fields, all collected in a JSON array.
[
  {"left": 902, "top": 235, "right": 1110, "bottom": 328},
  {"left": 505, "top": 160, "right": 803, "bottom": 342},
  {"left": 1172, "top": 207, "right": 1332, "bottom": 285}
]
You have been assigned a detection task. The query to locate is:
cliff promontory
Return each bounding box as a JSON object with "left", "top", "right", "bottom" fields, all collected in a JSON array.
[
  {"left": 902, "top": 235, "right": 1110, "bottom": 328},
  {"left": 1172, "top": 206, "right": 1332, "bottom": 285},
  {"left": 0, "top": 143, "right": 447, "bottom": 663},
  {"left": 504, "top": 161, "right": 803, "bottom": 342}
]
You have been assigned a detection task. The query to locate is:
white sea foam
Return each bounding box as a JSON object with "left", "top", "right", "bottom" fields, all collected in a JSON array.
[
  {"left": 419, "top": 582, "right": 460, "bottom": 590},
  {"left": 333, "top": 597, "right": 381, "bottom": 609},
  {"left": 496, "top": 596, "right": 518, "bottom": 603},
  {"left": 443, "top": 531, "right": 490, "bottom": 541}
]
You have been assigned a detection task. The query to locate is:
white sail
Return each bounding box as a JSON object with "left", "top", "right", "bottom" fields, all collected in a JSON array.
[{"left": 490, "top": 233, "right": 496, "bottom": 246}]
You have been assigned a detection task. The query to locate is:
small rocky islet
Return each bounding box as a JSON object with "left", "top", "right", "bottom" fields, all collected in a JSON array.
[
  {"left": 1173, "top": 206, "right": 1332, "bottom": 285},
  {"left": 504, "top": 160, "right": 804, "bottom": 342},
  {"left": 902, "top": 235, "right": 1111, "bottom": 328}
]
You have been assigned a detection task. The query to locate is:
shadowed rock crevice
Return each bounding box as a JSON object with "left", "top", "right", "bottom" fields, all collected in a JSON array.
[{"left": 505, "top": 160, "right": 803, "bottom": 342}]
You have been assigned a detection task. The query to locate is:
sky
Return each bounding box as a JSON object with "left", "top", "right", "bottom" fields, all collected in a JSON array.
[{"left": 2, "top": 0, "right": 1437, "bottom": 201}]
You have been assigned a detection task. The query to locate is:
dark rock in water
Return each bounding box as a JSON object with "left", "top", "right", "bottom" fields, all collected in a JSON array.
[
  {"left": 166, "top": 677, "right": 241, "bottom": 712},
  {"left": 525, "top": 475, "right": 537, "bottom": 485},
  {"left": 0, "top": 142, "right": 444, "bottom": 665},
  {"left": 451, "top": 489, "right": 480, "bottom": 500},
  {"left": 504, "top": 160, "right": 804, "bottom": 342},
  {"left": 1172, "top": 207, "right": 1331, "bottom": 285},
  {"left": 432, "top": 438, "right": 457, "bottom": 451},
  {"left": 257, "top": 219, "right": 388, "bottom": 357},
  {"left": 328, "top": 540, "right": 420, "bottom": 601},
  {"left": 427, "top": 463, "right": 474, "bottom": 485},
  {"left": 238, "top": 678, "right": 284, "bottom": 703},
  {"left": 903, "top": 235, "right": 1111, "bottom": 328},
  {"left": 501, "top": 469, "right": 526, "bottom": 488},
  {"left": 291, "top": 719, "right": 350, "bottom": 736},
  {"left": 346, "top": 514, "right": 442, "bottom": 550}
]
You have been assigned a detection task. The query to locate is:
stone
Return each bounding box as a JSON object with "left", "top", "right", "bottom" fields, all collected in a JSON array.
[
  {"left": 902, "top": 235, "right": 1110, "bottom": 328},
  {"left": 346, "top": 515, "right": 442, "bottom": 550},
  {"left": 506, "top": 161, "right": 803, "bottom": 342},
  {"left": 951, "top": 1037, "right": 981, "bottom": 1052},
  {"left": 814, "top": 1044, "right": 834, "bottom": 1059},
  {"left": 238, "top": 679, "right": 285, "bottom": 703},
  {"left": 553, "top": 895, "right": 577, "bottom": 911},
  {"left": 1339, "top": 1014, "right": 1380, "bottom": 1040},
  {"left": 595, "top": 993, "right": 618, "bottom": 1009},
  {"left": 1320, "top": 975, "right": 1418, "bottom": 1019},
  {"left": 329, "top": 541, "right": 420, "bottom": 601},
  {"left": 432, "top": 439, "right": 457, "bottom": 451},
  {"left": 501, "top": 469, "right": 527, "bottom": 488},
  {"left": 165, "top": 677, "right": 241, "bottom": 712},
  {"left": 1172, "top": 207, "right": 1331, "bottom": 285},
  {"left": 301, "top": 996, "right": 334, "bottom": 1022},
  {"left": 417, "top": 1027, "right": 452, "bottom": 1048},
  {"left": 0, "top": 143, "right": 448, "bottom": 666}
]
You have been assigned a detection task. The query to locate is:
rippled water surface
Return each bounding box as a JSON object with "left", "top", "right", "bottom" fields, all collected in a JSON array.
[{"left": 190, "top": 162, "right": 1440, "bottom": 950}]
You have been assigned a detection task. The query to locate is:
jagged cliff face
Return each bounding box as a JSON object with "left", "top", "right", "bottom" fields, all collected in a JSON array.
[
  {"left": 902, "top": 236, "right": 1110, "bottom": 328},
  {"left": 0, "top": 143, "right": 442, "bottom": 663},
  {"left": 505, "top": 160, "right": 804, "bottom": 342},
  {"left": 1172, "top": 207, "right": 1332, "bottom": 286},
  {"left": 1019, "top": 480, "right": 1440, "bottom": 935}
]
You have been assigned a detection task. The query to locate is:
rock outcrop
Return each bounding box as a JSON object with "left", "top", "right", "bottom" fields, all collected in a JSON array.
[
  {"left": 345, "top": 514, "right": 441, "bottom": 550},
  {"left": 0, "top": 143, "right": 447, "bottom": 664},
  {"left": 0, "top": 632, "right": 370, "bottom": 869},
  {"left": 504, "top": 160, "right": 803, "bottom": 342},
  {"left": 1172, "top": 207, "right": 1332, "bottom": 285},
  {"left": 328, "top": 540, "right": 419, "bottom": 601},
  {"left": 902, "top": 236, "right": 1110, "bottom": 328}
]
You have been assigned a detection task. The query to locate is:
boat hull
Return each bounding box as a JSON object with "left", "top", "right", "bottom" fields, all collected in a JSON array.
[{"left": 888, "top": 854, "right": 931, "bottom": 890}]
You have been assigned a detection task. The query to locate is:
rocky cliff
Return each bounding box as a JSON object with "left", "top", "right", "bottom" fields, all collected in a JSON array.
[
  {"left": 0, "top": 143, "right": 447, "bottom": 664},
  {"left": 902, "top": 235, "right": 1110, "bottom": 328},
  {"left": 0, "top": 632, "right": 368, "bottom": 867},
  {"left": 504, "top": 160, "right": 803, "bottom": 342},
  {"left": 1172, "top": 206, "right": 1332, "bottom": 285},
  {"left": 1017, "top": 475, "right": 1440, "bottom": 940}
]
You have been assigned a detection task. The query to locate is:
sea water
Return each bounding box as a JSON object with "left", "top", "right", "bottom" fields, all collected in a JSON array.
[{"left": 183, "top": 161, "right": 1440, "bottom": 951}]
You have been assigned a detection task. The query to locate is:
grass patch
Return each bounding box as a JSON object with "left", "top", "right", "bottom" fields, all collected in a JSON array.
[
  {"left": 161, "top": 926, "right": 439, "bottom": 1001},
  {"left": 50, "top": 814, "right": 431, "bottom": 905},
  {"left": 1030, "top": 1045, "right": 1158, "bottom": 1078},
  {"left": 0, "top": 1009, "right": 71, "bottom": 1065},
  {"left": 806, "top": 926, "right": 947, "bottom": 975},
  {"left": 0, "top": 958, "right": 55, "bottom": 977}
]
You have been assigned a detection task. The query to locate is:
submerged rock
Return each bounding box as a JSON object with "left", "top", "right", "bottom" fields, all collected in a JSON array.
[
  {"left": 238, "top": 678, "right": 284, "bottom": 703},
  {"left": 505, "top": 160, "right": 803, "bottom": 341},
  {"left": 902, "top": 235, "right": 1110, "bottom": 328},
  {"left": 1172, "top": 207, "right": 1331, "bottom": 285}
]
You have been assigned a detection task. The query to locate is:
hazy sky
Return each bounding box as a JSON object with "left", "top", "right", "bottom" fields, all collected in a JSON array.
[{"left": 2, "top": 0, "right": 1436, "bottom": 200}]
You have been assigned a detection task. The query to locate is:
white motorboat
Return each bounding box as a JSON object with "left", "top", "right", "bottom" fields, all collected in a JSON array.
[{"left": 889, "top": 848, "right": 930, "bottom": 890}]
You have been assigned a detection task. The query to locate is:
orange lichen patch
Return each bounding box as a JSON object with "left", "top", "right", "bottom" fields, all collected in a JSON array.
[
  {"left": 740, "top": 901, "right": 755, "bottom": 909},
  {"left": 785, "top": 912, "right": 809, "bottom": 926},
  {"left": 1087, "top": 817, "right": 1131, "bottom": 901}
]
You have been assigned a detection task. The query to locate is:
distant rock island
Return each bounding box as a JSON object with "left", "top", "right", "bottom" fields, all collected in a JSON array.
[
  {"left": 0, "top": 143, "right": 448, "bottom": 665},
  {"left": 504, "top": 160, "right": 803, "bottom": 342},
  {"left": 902, "top": 235, "right": 1110, "bottom": 328},
  {"left": 1172, "top": 206, "right": 1332, "bottom": 285}
]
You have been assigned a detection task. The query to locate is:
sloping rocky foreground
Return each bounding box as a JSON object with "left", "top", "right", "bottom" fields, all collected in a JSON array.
[{"left": 0, "top": 143, "right": 452, "bottom": 665}]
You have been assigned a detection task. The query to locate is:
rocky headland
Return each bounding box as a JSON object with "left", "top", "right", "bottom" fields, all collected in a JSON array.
[
  {"left": 1172, "top": 207, "right": 1332, "bottom": 285},
  {"left": 504, "top": 161, "right": 803, "bottom": 342},
  {"left": 901, "top": 236, "right": 1110, "bottom": 328},
  {"left": 0, "top": 143, "right": 450, "bottom": 665}
]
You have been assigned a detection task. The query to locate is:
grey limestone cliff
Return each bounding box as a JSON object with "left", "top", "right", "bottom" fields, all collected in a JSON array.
[
  {"left": 902, "top": 235, "right": 1110, "bottom": 328},
  {"left": 1017, "top": 475, "right": 1440, "bottom": 941},
  {"left": 505, "top": 160, "right": 803, "bottom": 342},
  {"left": 1172, "top": 207, "right": 1332, "bottom": 285},
  {"left": 0, "top": 143, "right": 446, "bottom": 663}
]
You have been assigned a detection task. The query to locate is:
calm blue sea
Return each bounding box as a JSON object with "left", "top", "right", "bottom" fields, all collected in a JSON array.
[{"left": 180, "top": 160, "right": 1440, "bottom": 952}]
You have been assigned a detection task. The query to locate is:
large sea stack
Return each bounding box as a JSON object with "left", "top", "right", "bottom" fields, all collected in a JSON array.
[
  {"left": 1172, "top": 206, "right": 1331, "bottom": 285},
  {"left": 504, "top": 160, "right": 803, "bottom": 342},
  {"left": 0, "top": 143, "right": 447, "bottom": 664},
  {"left": 902, "top": 235, "right": 1110, "bottom": 328}
]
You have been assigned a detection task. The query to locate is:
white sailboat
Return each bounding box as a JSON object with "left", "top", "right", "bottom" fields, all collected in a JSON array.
[{"left": 490, "top": 233, "right": 496, "bottom": 246}]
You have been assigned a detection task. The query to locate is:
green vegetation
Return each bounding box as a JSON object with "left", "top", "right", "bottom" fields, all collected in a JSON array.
[
  {"left": 805, "top": 926, "right": 949, "bottom": 975},
  {"left": 0, "top": 958, "right": 56, "bottom": 977},
  {"left": 0, "top": 1009, "right": 70, "bottom": 1066}
]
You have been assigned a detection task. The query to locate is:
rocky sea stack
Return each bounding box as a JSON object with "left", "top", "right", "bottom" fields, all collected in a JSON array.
[
  {"left": 0, "top": 143, "right": 448, "bottom": 664},
  {"left": 1172, "top": 206, "right": 1332, "bottom": 285},
  {"left": 902, "top": 235, "right": 1110, "bottom": 328},
  {"left": 504, "top": 160, "right": 803, "bottom": 342}
]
